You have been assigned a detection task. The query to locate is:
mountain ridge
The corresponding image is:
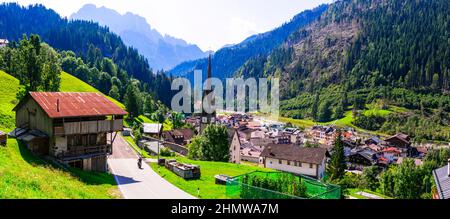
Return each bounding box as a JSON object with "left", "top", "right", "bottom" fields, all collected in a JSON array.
[
  {"left": 71, "top": 4, "right": 208, "bottom": 70},
  {"left": 168, "top": 4, "right": 329, "bottom": 81}
]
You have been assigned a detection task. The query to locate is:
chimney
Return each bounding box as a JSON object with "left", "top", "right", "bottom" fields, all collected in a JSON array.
[{"left": 56, "top": 99, "right": 60, "bottom": 112}]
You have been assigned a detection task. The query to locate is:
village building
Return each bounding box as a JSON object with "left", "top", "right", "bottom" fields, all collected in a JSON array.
[
  {"left": 365, "top": 136, "right": 382, "bottom": 146},
  {"left": 185, "top": 117, "right": 200, "bottom": 129},
  {"left": 143, "top": 123, "right": 163, "bottom": 139},
  {"left": 241, "top": 147, "right": 261, "bottom": 163},
  {"left": 383, "top": 133, "right": 411, "bottom": 148},
  {"left": 381, "top": 147, "right": 402, "bottom": 163},
  {"left": 433, "top": 159, "right": 450, "bottom": 199},
  {"left": 250, "top": 130, "right": 267, "bottom": 146},
  {"left": 273, "top": 132, "right": 291, "bottom": 144},
  {"left": 309, "top": 126, "right": 339, "bottom": 146},
  {"left": 12, "top": 92, "right": 127, "bottom": 172},
  {"left": 347, "top": 149, "right": 379, "bottom": 170},
  {"left": 290, "top": 131, "right": 304, "bottom": 145},
  {"left": 260, "top": 144, "right": 329, "bottom": 179},
  {"left": 229, "top": 129, "right": 242, "bottom": 164},
  {"left": 236, "top": 125, "right": 254, "bottom": 141},
  {"left": 415, "top": 147, "right": 429, "bottom": 158},
  {"left": 162, "top": 128, "right": 195, "bottom": 146}
]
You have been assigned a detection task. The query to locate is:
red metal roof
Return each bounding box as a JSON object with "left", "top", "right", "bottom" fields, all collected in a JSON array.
[{"left": 29, "top": 92, "right": 128, "bottom": 118}]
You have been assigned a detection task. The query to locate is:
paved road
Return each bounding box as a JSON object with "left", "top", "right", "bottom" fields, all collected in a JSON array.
[
  {"left": 110, "top": 134, "right": 137, "bottom": 159},
  {"left": 108, "top": 134, "right": 195, "bottom": 199}
]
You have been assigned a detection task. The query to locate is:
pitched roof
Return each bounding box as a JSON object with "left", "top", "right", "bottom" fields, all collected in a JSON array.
[
  {"left": 261, "top": 144, "right": 328, "bottom": 165},
  {"left": 433, "top": 163, "right": 450, "bottom": 199},
  {"left": 166, "top": 129, "right": 195, "bottom": 140},
  {"left": 14, "top": 92, "right": 127, "bottom": 118},
  {"left": 382, "top": 147, "right": 402, "bottom": 154},
  {"left": 143, "top": 123, "right": 163, "bottom": 134},
  {"left": 385, "top": 133, "right": 411, "bottom": 144}
]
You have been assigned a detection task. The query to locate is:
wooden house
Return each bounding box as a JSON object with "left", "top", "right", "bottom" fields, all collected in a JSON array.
[
  {"left": 143, "top": 123, "right": 163, "bottom": 139},
  {"left": 163, "top": 128, "right": 195, "bottom": 146},
  {"left": 383, "top": 133, "right": 411, "bottom": 148},
  {"left": 13, "top": 92, "right": 127, "bottom": 172}
]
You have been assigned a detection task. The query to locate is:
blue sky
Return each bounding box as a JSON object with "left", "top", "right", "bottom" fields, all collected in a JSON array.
[{"left": 2, "top": 0, "right": 334, "bottom": 50}]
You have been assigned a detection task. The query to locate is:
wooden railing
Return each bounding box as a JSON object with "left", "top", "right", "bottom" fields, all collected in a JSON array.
[
  {"left": 56, "top": 144, "right": 112, "bottom": 159},
  {"left": 54, "top": 119, "right": 123, "bottom": 135}
]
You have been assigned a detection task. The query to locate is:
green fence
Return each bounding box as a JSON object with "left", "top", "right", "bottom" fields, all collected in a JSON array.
[{"left": 226, "top": 171, "right": 341, "bottom": 199}]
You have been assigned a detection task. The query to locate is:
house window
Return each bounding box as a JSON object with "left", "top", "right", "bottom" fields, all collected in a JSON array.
[
  {"left": 279, "top": 160, "right": 282, "bottom": 164},
  {"left": 309, "top": 164, "right": 313, "bottom": 169},
  {"left": 299, "top": 162, "right": 302, "bottom": 167},
  {"left": 287, "top": 161, "right": 291, "bottom": 166}
]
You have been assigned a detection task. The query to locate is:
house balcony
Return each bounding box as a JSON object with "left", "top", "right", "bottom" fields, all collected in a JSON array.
[
  {"left": 54, "top": 119, "right": 123, "bottom": 136},
  {"left": 56, "top": 144, "right": 112, "bottom": 160}
]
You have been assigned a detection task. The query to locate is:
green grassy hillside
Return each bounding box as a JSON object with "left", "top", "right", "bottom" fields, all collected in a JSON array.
[
  {"left": 0, "top": 139, "right": 119, "bottom": 198},
  {"left": 60, "top": 72, "right": 125, "bottom": 109},
  {"left": 0, "top": 70, "right": 120, "bottom": 199},
  {"left": 0, "top": 71, "right": 20, "bottom": 132}
]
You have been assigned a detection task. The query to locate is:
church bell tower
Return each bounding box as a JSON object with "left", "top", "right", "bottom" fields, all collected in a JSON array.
[{"left": 200, "top": 54, "right": 217, "bottom": 133}]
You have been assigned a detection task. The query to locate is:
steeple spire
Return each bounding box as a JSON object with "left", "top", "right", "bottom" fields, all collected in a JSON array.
[
  {"left": 207, "top": 54, "right": 212, "bottom": 80},
  {"left": 199, "top": 53, "right": 216, "bottom": 134}
]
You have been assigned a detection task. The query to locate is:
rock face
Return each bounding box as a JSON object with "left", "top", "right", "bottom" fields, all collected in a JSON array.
[{"left": 71, "top": 4, "right": 208, "bottom": 70}]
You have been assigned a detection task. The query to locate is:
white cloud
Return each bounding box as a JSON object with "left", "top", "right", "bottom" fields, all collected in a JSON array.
[
  {"left": 1, "top": 0, "right": 334, "bottom": 51},
  {"left": 226, "top": 17, "right": 261, "bottom": 46}
]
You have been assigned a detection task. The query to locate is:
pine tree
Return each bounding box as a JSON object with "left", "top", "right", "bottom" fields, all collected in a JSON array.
[
  {"left": 334, "top": 101, "right": 345, "bottom": 119},
  {"left": 109, "top": 85, "right": 120, "bottom": 100},
  {"left": 318, "top": 100, "right": 333, "bottom": 122},
  {"left": 327, "top": 131, "right": 346, "bottom": 181},
  {"left": 124, "top": 82, "right": 141, "bottom": 118},
  {"left": 311, "top": 93, "right": 320, "bottom": 121}
]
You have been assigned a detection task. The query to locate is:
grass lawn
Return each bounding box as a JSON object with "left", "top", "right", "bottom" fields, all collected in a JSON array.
[
  {"left": 347, "top": 188, "right": 392, "bottom": 199},
  {"left": 60, "top": 72, "right": 125, "bottom": 109},
  {"left": 150, "top": 158, "right": 270, "bottom": 199},
  {"left": 123, "top": 115, "right": 173, "bottom": 131},
  {"left": 0, "top": 138, "right": 119, "bottom": 199},
  {"left": 0, "top": 71, "right": 20, "bottom": 132}
]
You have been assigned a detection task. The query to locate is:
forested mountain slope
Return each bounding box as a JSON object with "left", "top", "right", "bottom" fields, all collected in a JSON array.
[
  {"left": 237, "top": 0, "right": 450, "bottom": 142},
  {"left": 168, "top": 4, "right": 328, "bottom": 82},
  {"left": 0, "top": 3, "right": 173, "bottom": 105}
]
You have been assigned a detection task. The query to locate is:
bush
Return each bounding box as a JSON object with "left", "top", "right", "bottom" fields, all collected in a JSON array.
[
  {"left": 160, "top": 148, "right": 175, "bottom": 157},
  {"left": 353, "top": 114, "right": 386, "bottom": 131}
]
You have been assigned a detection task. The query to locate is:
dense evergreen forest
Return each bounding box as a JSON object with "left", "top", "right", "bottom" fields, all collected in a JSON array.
[
  {"left": 0, "top": 3, "right": 173, "bottom": 107},
  {"left": 168, "top": 4, "right": 328, "bottom": 82},
  {"left": 0, "top": 35, "right": 168, "bottom": 119},
  {"left": 236, "top": 0, "right": 450, "bottom": 142}
]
